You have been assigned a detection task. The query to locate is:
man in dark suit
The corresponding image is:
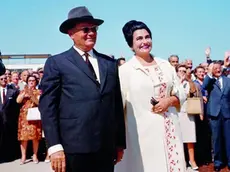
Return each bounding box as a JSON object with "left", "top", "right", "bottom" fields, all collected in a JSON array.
[
  {"left": 0, "top": 74, "right": 20, "bottom": 162},
  {"left": 203, "top": 61, "right": 230, "bottom": 171},
  {"left": 39, "top": 6, "right": 126, "bottom": 172}
]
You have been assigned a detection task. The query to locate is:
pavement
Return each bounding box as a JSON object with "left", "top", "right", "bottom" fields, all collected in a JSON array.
[
  {"left": 1, "top": 160, "right": 230, "bottom": 172},
  {"left": 0, "top": 159, "right": 52, "bottom": 172}
]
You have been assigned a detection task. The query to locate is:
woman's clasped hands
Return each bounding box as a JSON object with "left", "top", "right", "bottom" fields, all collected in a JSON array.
[{"left": 151, "top": 97, "right": 171, "bottom": 114}]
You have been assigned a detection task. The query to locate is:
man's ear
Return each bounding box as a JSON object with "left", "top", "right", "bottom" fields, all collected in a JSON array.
[{"left": 68, "top": 29, "right": 73, "bottom": 38}]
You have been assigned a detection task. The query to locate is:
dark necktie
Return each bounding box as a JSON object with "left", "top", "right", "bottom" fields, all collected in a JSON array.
[
  {"left": 2, "top": 88, "right": 6, "bottom": 104},
  {"left": 84, "top": 53, "right": 100, "bottom": 86}
]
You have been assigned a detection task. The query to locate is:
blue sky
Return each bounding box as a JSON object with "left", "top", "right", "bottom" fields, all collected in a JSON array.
[{"left": 0, "top": 0, "right": 229, "bottom": 66}]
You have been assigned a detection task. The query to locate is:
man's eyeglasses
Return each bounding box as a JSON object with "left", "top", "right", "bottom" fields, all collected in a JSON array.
[
  {"left": 0, "top": 78, "right": 7, "bottom": 80},
  {"left": 77, "top": 26, "right": 98, "bottom": 33}
]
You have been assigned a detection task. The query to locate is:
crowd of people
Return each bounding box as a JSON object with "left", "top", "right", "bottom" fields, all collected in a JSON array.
[
  {"left": 1, "top": 5, "right": 230, "bottom": 172},
  {"left": 0, "top": 68, "right": 50, "bottom": 164},
  {"left": 117, "top": 48, "right": 230, "bottom": 172}
]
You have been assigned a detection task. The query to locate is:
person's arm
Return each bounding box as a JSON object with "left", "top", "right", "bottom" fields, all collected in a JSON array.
[
  {"left": 114, "top": 64, "right": 126, "bottom": 164},
  {"left": 16, "top": 91, "right": 25, "bottom": 104},
  {"left": 188, "top": 80, "right": 196, "bottom": 94},
  {"left": 29, "top": 90, "right": 39, "bottom": 105},
  {"left": 205, "top": 47, "right": 212, "bottom": 64},
  {"left": 39, "top": 56, "right": 63, "bottom": 155},
  {"left": 202, "top": 63, "right": 216, "bottom": 90}
]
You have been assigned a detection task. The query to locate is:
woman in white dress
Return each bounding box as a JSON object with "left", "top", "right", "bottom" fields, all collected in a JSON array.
[
  {"left": 115, "top": 20, "right": 186, "bottom": 172},
  {"left": 176, "top": 64, "right": 203, "bottom": 170}
]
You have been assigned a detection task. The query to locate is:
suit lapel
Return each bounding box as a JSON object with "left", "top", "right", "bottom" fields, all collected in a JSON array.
[
  {"left": 2, "top": 88, "right": 12, "bottom": 108},
  {"left": 93, "top": 50, "right": 107, "bottom": 92},
  {"left": 5, "top": 88, "right": 13, "bottom": 100},
  {"left": 222, "top": 76, "right": 227, "bottom": 93},
  {"left": 66, "top": 47, "right": 98, "bottom": 83}
]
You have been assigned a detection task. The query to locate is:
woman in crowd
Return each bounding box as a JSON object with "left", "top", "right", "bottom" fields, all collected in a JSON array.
[
  {"left": 115, "top": 20, "right": 186, "bottom": 172},
  {"left": 17, "top": 75, "right": 41, "bottom": 164},
  {"left": 176, "top": 64, "right": 203, "bottom": 170},
  {"left": 193, "top": 66, "right": 212, "bottom": 165}
]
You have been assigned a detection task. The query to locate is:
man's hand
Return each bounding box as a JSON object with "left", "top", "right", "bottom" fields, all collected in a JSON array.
[
  {"left": 114, "top": 148, "right": 124, "bottom": 164},
  {"left": 203, "top": 96, "right": 208, "bottom": 104},
  {"left": 50, "top": 151, "right": 66, "bottom": 172},
  {"left": 200, "top": 115, "right": 204, "bottom": 121},
  {"left": 224, "top": 51, "right": 230, "bottom": 67},
  {"left": 205, "top": 47, "right": 211, "bottom": 57}
]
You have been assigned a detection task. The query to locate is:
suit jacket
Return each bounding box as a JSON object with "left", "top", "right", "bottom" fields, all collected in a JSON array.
[
  {"left": 0, "top": 59, "right": 5, "bottom": 76},
  {"left": 0, "top": 86, "right": 20, "bottom": 125},
  {"left": 39, "top": 47, "right": 126, "bottom": 154},
  {"left": 203, "top": 75, "right": 230, "bottom": 118},
  {"left": 0, "top": 86, "right": 19, "bottom": 159}
]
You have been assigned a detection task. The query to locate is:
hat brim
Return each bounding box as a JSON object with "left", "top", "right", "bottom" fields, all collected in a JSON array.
[{"left": 59, "top": 17, "right": 104, "bottom": 34}]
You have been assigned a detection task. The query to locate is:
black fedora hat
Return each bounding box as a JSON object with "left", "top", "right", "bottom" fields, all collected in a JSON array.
[{"left": 59, "top": 6, "right": 104, "bottom": 34}]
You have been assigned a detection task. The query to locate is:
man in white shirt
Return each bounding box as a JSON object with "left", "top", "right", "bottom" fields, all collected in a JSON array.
[
  {"left": 18, "top": 70, "right": 29, "bottom": 90},
  {"left": 39, "top": 6, "right": 125, "bottom": 172}
]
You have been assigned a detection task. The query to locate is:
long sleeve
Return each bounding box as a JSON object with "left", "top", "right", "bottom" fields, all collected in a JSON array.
[
  {"left": 39, "top": 56, "right": 62, "bottom": 149},
  {"left": 115, "top": 65, "right": 126, "bottom": 149},
  {"left": 202, "top": 75, "right": 215, "bottom": 90},
  {"left": 118, "top": 66, "right": 128, "bottom": 109}
]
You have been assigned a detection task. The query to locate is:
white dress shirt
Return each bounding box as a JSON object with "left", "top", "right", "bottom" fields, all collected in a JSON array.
[
  {"left": 0, "top": 87, "right": 7, "bottom": 103},
  {"left": 73, "top": 46, "right": 100, "bottom": 82},
  {"left": 48, "top": 46, "right": 100, "bottom": 156}
]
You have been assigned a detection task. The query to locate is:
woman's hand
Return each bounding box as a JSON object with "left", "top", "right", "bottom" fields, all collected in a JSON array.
[
  {"left": 203, "top": 96, "right": 207, "bottom": 104},
  {"left": 152, "top": 97, "right": 170, "bottom": 114},
  {"left": 178, "top": 72, "right": 186, "bottom": 83},
  {"left": 200, "top": 114, "right": 204, "bottom": 121}
]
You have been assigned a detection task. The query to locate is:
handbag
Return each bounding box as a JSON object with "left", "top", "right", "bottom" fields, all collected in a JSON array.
[
  {"left": 187, "top": 86, "right": 202, "bottom": 115},
  {"left": 27, "top": 107, "right": 41, "bottom": 121}
]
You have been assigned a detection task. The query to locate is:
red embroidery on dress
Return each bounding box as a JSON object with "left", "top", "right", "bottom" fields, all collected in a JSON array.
[{"left": 154, "top": 66, "right": 181, "bottom": 172}]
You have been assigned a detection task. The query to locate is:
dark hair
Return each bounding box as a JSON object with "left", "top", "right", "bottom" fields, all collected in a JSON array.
[
  {"left": 194, "top": 65, "right": 205, "bottom": 77},
  {"left": 26, "top": 75, "right": 39, "bottom": 86},
  {"left": 175, "top": 64, "right": 187, "bottom": 72},
  {"left": 168, "top": 55, "right": 179, "bottom": 62},
  {"left": 122, "top": 20, "right": 152, "bottom": 48},
  {"left": 117, "top": 57, "right": 126, "bottom": 66}
]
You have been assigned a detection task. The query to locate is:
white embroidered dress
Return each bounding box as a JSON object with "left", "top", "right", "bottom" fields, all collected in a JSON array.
[{"left": 115, "top": 57, "right": 186, "bottom": 172}]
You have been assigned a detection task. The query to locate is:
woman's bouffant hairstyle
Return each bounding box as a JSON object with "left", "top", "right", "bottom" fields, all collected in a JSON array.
[{"left": 122, "top": 20, "right": 152, "bottom": 48}]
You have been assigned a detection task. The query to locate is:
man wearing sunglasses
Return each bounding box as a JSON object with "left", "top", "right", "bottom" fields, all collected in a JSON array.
[
  {"left": 39, "top": 6, "right": 125, "bottom": 172},
  {"left": 0, "top": 74, "right": 20, "bottom": 162}
]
